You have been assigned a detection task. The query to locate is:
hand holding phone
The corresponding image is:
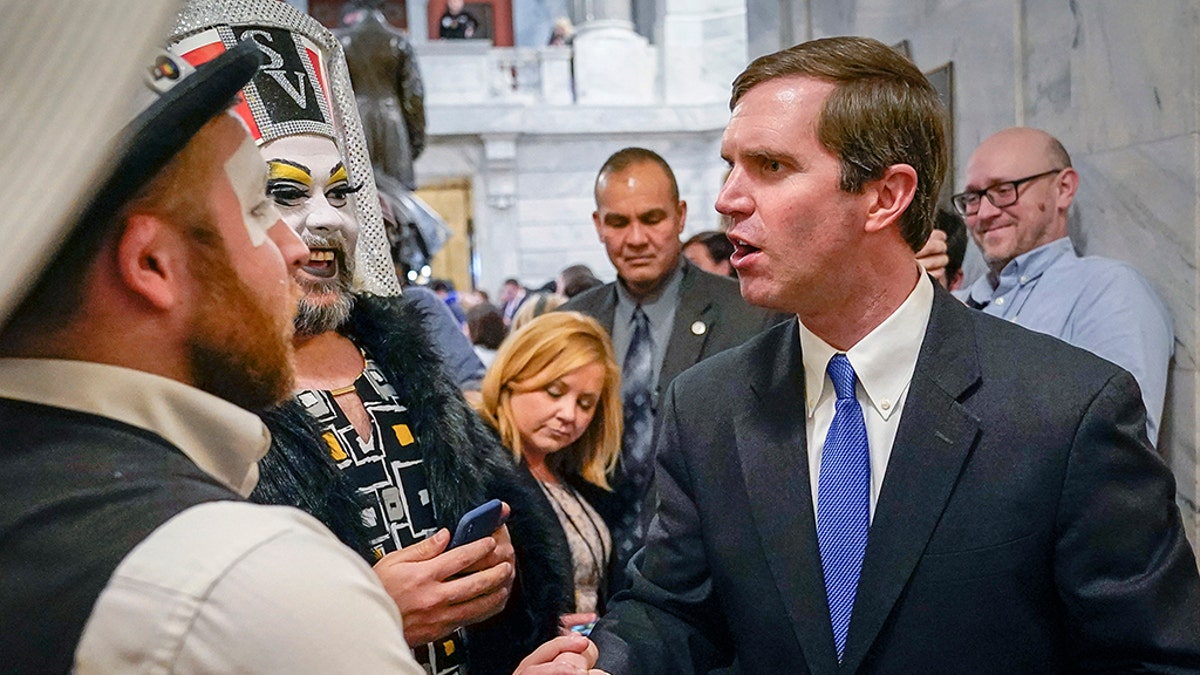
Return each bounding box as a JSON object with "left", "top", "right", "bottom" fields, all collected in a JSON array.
[{"left": 448, "top": 498, "right": 507, "bottom": 549}]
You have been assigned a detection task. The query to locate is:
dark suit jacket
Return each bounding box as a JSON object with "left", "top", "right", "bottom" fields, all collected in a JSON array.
[
  {"left": 561, "top": 262, "right": 782, "bottom": 398},
  {"left": 592, "top": 286, "right": 1200, "bottom": 674}
]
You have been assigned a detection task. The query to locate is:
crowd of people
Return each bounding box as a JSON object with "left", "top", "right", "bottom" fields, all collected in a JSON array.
[{"left": 2, "top": 1, "right": 1199, "bottom": 673}]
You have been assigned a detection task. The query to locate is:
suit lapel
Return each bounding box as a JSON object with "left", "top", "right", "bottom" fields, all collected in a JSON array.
[
  {"left": 660, "top": 265, "right": 714, "bottom": 387},
  {"left": 594, "top": 285, "right": 618, "bottom": 334},
  {"left": 839, "top": 288, "right": 983, "bottom": 673},
  {"left": 737, "top": 321, "right": 841, "bottom": 674}
]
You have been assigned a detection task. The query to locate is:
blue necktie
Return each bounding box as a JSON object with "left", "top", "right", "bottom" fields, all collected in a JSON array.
[
  {"left": 614, "top": 306, "right": 655, "bottom": 567},
  {"left": 816, "top": 353, "right": 870, "bottom": 661}
]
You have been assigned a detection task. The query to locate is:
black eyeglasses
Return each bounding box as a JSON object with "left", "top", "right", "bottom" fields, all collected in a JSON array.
[{"left": 951, "top": 169, "right": 1064, "bottom": 216}]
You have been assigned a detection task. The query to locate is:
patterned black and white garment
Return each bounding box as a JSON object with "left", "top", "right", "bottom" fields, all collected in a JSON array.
[
  {"left": 297, "top": 355, "right": 465, "bottom": 673},
  {"left": 253, "top": 295, "right": 571, "bottom": 675}
]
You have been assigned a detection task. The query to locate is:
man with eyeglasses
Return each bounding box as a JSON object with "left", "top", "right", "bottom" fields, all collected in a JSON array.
[{"left": 953, "top": 127, "right": 1172, "bottom": 444}]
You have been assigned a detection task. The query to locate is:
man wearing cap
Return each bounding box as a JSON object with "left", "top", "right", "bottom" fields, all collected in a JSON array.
[
  {"left": 0, "top": 33, "right": 430, "bottom": 671},
  {"left": 168, "top": 4, "right": 572, "bottom": 673},
  {"left": 0, "top": 10, "right": 598, "bottom": 675}
]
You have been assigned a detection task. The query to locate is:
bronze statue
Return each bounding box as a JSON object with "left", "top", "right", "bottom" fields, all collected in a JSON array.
[{"left": 336, "top": 0, "right": 425, "bottom": 190}]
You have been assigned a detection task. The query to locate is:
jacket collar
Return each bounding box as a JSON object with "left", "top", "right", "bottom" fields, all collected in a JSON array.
[{"left": 739, "top": 287, "right": 983, "bottom": 673}]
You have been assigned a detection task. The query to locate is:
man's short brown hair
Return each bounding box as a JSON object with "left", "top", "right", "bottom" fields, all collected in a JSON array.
[{"left": 731, "top": 36, "right": 947, "bottom": 252}]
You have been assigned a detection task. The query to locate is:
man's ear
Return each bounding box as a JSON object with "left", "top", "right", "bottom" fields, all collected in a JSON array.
[
  {"left": 863, "top": 164, "right": 918, "bottom": 234},
  {"left": 593, "top": 210, "right": 604, "bottom": 242},
  {"left": 116, "top": 213, "right": 188, "bottom": 311},
  {"left": 1055, "top": 167, "right": 1080, "bottom": 212},
  {"left": 675, "top": 200, "right": 688, "bottom": 234}
]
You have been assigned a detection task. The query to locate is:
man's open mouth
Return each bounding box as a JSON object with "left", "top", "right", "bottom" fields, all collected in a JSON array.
[
  {"left": 304, "top": 248, "right": 338, "bottom": 279},
  {"left": 729, "top": 235, "right": 761, "bottom": 265}
]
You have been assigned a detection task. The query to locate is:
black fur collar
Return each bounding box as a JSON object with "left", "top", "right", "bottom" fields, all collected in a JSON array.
[{"left": 252, "top": 294, "right": 571, "bottom": 673}]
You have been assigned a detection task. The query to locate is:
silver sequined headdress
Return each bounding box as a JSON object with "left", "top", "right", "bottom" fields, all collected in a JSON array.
[{"left": 169, "top": 0, "right": 402, "bottom": 297}]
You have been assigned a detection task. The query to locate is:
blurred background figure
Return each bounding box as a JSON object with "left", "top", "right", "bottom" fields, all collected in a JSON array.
[
  {"left": 467, "top": 302, "right": 507, "bottom": 368},
  {"left": 439, "top": 0, "right": 479, "bottom": 38},
  {"left": 477, "top": 312, "right": 623, "bottom": 630},
  {"left": 548, "top": 16, "right": 575, "bottom": 46},
  {"left": 557, "top": 264, "right": 603, "bottom": 299},
  {"left": 431, "top": 277, "right": 468, "bottom": 326},
  {"left": 458, "top": 287, "right": 492, "bottom": 315},
  {"left": 500, "top": 277, "right": 530, "bottom": 325},
  {"left": 934, "top": 208, "right": 968, "bottom": 291},
  {"left": 402, "top": 284, "right": 487, "bottom": 391},
  {"left": 512, "top": 292, "right": 567, "bottom": 332},
  {"left": 682, "top": 230, "right": 735, "bottom": 278}
]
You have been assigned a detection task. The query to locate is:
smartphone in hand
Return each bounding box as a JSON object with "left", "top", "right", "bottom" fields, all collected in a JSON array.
[
  {"left": 448, "top": 499, "right": 507, "bottom": 549},
  {"left": 570, "top": 620, "right": 597, "bottom": 636}
]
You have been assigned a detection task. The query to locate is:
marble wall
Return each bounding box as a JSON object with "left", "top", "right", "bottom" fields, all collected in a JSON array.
[
  {"left": 784, "top": 0, "right": 1200, "bottom": 547},
  {"left": 416, "top": 116, "right": 728, "bottom": 292},
  {"left": 416, "top": 2, "right": 746, "bottom": 296}
]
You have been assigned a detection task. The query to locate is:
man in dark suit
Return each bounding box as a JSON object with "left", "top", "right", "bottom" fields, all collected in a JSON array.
[
  {"left": 590, "top": 36, "right": 1200, "bottom": 673},
  {"left": 562, "top": 148, "right": 780, "bottom": 596},
  {"left": 565, "top": 259, "right": 770, "bottom": 388}
]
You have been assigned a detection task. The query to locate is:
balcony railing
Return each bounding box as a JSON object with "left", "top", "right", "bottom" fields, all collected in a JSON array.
[{"left": 416, "top": 41, "right": 574, "bottom": 106}]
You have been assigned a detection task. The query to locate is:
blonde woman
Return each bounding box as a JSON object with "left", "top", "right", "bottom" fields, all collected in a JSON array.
[{"left": 479, "top": 312, "right": 622, "bottom": 629}]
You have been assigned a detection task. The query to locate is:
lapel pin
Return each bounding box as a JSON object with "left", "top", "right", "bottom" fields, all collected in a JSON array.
[{"left": 691, "top": 320, "right": 707, "bottom": 336}]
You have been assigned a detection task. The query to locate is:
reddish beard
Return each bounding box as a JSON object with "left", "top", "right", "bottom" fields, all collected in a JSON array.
[{"left": 183, "top": 222, "right": 296, "bottom": 411}]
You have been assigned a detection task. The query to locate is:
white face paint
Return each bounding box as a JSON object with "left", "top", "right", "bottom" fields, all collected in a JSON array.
[
  {"left": 224, "top": 133, "right": 281, "bottom": 247},
  {"left": 259, "top": 134, "right": 360, "bottom": 256}
]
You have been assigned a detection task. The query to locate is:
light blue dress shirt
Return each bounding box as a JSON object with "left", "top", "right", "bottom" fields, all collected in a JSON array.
[{"left": 956, "top": 237, "right": 1173, "bottom": 443}]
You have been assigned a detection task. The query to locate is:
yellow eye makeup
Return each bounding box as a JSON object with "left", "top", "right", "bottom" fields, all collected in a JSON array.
[
  {"left": 267, "top": 160, "right": 313, "bottom": 186},
  {"left": 329, "top": 162, "right": 348, "bottom": 185}
]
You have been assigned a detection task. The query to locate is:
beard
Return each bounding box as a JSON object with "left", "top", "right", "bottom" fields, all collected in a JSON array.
[
  {"left": 184, "top": 226, "right": 296, "bottom": 412},
  {"left": 294, "top": 233, "right": 357, "bottom": 337}
]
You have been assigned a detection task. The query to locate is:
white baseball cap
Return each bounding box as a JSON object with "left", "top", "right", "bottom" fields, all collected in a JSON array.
[{"left": 0, "top": 1, "right": 181, "bottom": 325}]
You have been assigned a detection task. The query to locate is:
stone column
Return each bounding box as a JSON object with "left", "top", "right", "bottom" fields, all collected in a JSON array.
[
  {"left": 573, "top": 0, "right": 632, "bottom": 26},
  {"left": 407, "top": 0, "right": 428, "bottom": 44},
  {"left": 660, "top": 0, "right": 746, "bottom": 105},
  {"left": 473, "top": 135, "right": 520, "bottom": 295},
  {"left": 571, "top": 0, "right": 655, "bottom": 104},
  {"left": 539, "top": 46, "right": 575, "bottom": 105}
]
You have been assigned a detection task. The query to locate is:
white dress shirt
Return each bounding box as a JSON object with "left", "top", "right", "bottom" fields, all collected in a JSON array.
[
  {"left": 800, "top": 273, "right": 934, "bottom": 521},
  {"left": 0, "top": 358, "right": 423, "bottom": 674}
]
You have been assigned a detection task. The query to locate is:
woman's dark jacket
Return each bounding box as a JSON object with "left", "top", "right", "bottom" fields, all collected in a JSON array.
[
  {"left": 513, "top": 459, "right": 625, "bottom": 615},
  {"left": 251, "top": 294, "right": 571, "bottom": 675}
]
